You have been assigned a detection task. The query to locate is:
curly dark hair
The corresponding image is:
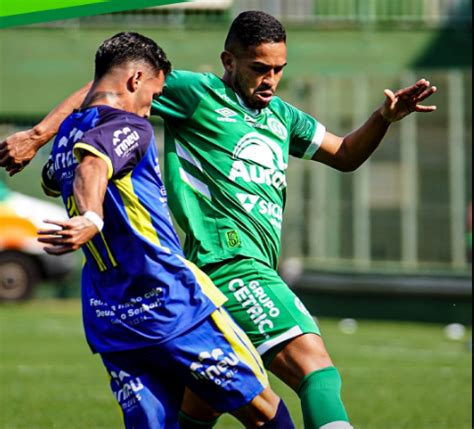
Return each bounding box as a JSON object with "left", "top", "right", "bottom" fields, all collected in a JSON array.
[
  {"left": 95, "top": 32, "right": 172, "bottom": 80},
  {"left": 224, "top": 11, "right": 287, "bottom": 52}
]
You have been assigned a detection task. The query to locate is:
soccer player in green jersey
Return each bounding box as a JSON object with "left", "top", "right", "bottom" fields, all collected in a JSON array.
[{"left": 1, "top": 11, "right": 437, "bottom": 429}]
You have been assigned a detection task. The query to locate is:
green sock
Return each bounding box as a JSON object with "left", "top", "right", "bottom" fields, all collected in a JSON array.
[
  {"left": 178, "top": 411, "right": 219, "bottom": 428},
  {"left": 297, "top": 367, "right": 351, "bottom": 429}
]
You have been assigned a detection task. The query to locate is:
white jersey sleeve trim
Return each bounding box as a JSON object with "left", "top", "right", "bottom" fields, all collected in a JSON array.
[{"left": 303, "top": 123, "right": 326, "bottom": 160}]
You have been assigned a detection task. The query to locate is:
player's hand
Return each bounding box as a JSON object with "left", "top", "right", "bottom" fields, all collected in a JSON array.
[
  {"left": 380, "top": 79, "right": 437, "bottom": 123},
  {"left": 37, "top": 217, "right": 100, "bottom": 255},
  {"left": 0, "top": 129, "right": 40, "bottom": 176}
]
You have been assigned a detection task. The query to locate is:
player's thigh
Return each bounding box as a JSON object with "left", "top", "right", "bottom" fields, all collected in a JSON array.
[
  {"left": 101, "top": 349, "right": 183, "bottom": 429},
  {"left": 166, "top": 308, "right": 269, "bottom": 414},
  {"left": 205, "top": 258, "right": 320, "bottom": 366}
]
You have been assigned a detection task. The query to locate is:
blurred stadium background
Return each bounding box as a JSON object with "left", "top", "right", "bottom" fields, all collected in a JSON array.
[{"left": 0, "top": 1, "right": 472, "bottom": 427}]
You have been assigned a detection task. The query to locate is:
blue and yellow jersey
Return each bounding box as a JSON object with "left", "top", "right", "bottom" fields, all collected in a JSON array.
[{"left": 42, "top": 106, "right": 226, "bottom": 353}]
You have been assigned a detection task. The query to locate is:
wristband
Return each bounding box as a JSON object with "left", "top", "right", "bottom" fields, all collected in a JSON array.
[{"left": 83, "top": 211, "right": 104, "bottom": 232}]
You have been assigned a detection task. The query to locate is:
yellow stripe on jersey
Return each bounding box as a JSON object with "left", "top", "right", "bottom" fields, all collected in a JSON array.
[
  {"left": 100, "top": 232, "right": 118, "bottom": 268},
  {"left": 181, "top": 258, "right": 227, "bottom": 308},
  {"left": 86, "top": 241, "right": 108, "bottom": 272},
  {"left": 211, "top": 308, "right": 268, "bottom": 387},
  {"left": 114, "top": 173, "right": 162, "bottom": 247},
  {"left": 66, "top": 194, "right": 108, "bottom": 272},
  {"left": 74, "top": 143, "right": 114, "bottom": 180}
]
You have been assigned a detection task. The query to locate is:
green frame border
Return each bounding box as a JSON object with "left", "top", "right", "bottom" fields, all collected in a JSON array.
[{"left": 0, "top": 0, "right": 189, "bottom": 28}]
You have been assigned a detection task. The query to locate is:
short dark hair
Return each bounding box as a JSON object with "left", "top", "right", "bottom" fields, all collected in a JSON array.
[
  {"left": 225, "top": 11, "right": 286, "bottom": 52},
  {"left": 95, "top": 32, "right": 172, "bottom": 80}
]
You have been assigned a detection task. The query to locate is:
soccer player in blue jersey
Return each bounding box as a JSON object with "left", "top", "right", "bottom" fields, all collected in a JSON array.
[{"left": 36, "top": 32, "right": 294, "bottom": 429}]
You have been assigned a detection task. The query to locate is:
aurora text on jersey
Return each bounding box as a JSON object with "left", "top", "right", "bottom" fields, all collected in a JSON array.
[
  {"left": 152, "top": 71, "right": 326, "bottom": 269},
  {"left": 41, "top": 105, "right": 225, "bottom": 353}
]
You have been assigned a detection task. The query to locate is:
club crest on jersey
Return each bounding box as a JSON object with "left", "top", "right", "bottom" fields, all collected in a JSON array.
[
  {"left": 229, "top": 133, "right": 288, "bottom": 190},
  {"left": 268, "top": 118, "right": 288, "bottom": 140}
]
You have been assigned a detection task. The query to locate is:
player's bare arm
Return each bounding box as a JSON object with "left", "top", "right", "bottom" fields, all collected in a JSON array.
[
  {"left": 0, "top": 82, "right": 92, "bottom": 176},
  {"left": 313, "top": 78, "right": 437, "bottom": 172},
  {"left": 38, "top": 154, "right": 108, "bottom": 255}
]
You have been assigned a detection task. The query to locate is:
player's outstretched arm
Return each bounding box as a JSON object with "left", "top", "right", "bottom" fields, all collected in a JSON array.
[
  {"left": 38, "top": 154, "right": 108, "bottom": 255},
  {"left": 313, "top": 79, "right": 437, "bottom": 172},
  {"left": 0, "top": 82, "right": 92, "bottom": 176}
]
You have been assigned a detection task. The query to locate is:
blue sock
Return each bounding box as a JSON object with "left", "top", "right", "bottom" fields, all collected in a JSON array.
[{"left": 261, "top": 400, "right": 295, "bottom": 428}]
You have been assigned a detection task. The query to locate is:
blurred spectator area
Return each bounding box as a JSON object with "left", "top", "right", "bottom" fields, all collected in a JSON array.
[
  {"left": 148, "top": 0, "right": 470, "bottom": 29},
  {"left": 27, "top": 0, "right": 472, "bottom": 29}
]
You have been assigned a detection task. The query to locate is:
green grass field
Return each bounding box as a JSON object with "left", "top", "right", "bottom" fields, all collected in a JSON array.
[{"left": 0, "top": 300, "right": 471, "bottom": 428}]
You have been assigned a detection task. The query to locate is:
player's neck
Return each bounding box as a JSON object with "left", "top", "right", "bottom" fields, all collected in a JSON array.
[
  {"left": 82, "top": 75, "right": 138, "bottom": 113},
  {"left": 221, "top": 74, "right": 261, "bottom": 116}
]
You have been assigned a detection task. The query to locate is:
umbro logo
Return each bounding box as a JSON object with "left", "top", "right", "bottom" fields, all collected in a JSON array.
[
  {"left": 237, "top": 193, "right": 259, "bottom": 213},
  {"left": 216, "top": 108, "right": 238, "bottom": 123}
]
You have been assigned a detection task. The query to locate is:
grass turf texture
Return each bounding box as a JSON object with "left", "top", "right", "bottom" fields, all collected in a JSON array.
[{"left": 0, "top": 300, "right": 471, "bottom": 428}]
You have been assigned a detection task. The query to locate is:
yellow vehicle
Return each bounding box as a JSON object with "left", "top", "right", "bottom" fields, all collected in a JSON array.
[{"left": 0, "top": 181, "right": 75, "bottom": 300}]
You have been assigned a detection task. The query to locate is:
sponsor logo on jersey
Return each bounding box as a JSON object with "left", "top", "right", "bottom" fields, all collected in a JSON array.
[
  {"left": 54, "top": 128, "right": 84, "bottom": 172},
  {"left": 53, "top": 151, "right": 78, "bottom": 171},
  {"left": 229, "top": 133, "right": 288, "bottom": 191},
  {"left": 216, "top": 107, "right": 238, "bottom": 123},
  {"left": 236, "top": 193, "right": 283, "bottom": 230},
  {"left": 113, "top": 127, "right": 140, "bottom": 157},
  {"left": 109, "top": 370, "right": 145, "bottom": 410},
  {"left": 189, "top": 348, "right": 240, "bottom": 386},
  {"left": 229, "top": 278, "right": 282, "bottom": 340},
  {"left": 236, "top": 193, "right": 259, "bottom": 213},
  {"left": 58, "top": 127, "right": 84, "bottom": 148}
]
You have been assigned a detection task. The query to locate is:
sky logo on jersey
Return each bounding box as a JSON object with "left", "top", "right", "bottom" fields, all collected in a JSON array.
[
  {"left": 237, "top": 193, "right": 260, "bottom": 213},
  {"left": 189, "top": 348, "right": 240, "bottom": 386},
  {"left": 229, "top": 133, "right": 288, "bottom": 191},
  {"left": 236, "top": 193, "right": 283, "bottom": 230}
]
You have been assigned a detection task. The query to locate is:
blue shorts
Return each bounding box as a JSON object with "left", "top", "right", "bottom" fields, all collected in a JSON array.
[{"left": 101, "top": 308, "right": 268, "bottom": 429}]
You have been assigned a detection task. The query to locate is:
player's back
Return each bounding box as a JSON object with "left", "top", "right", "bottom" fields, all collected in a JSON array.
[{"left": 43, "top": 106, "right": 225, "bottom": 353}]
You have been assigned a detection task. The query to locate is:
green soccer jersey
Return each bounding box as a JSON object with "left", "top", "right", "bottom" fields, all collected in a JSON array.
[{"left": 152, "top": 71, "right": 326, "bottom": 270}]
